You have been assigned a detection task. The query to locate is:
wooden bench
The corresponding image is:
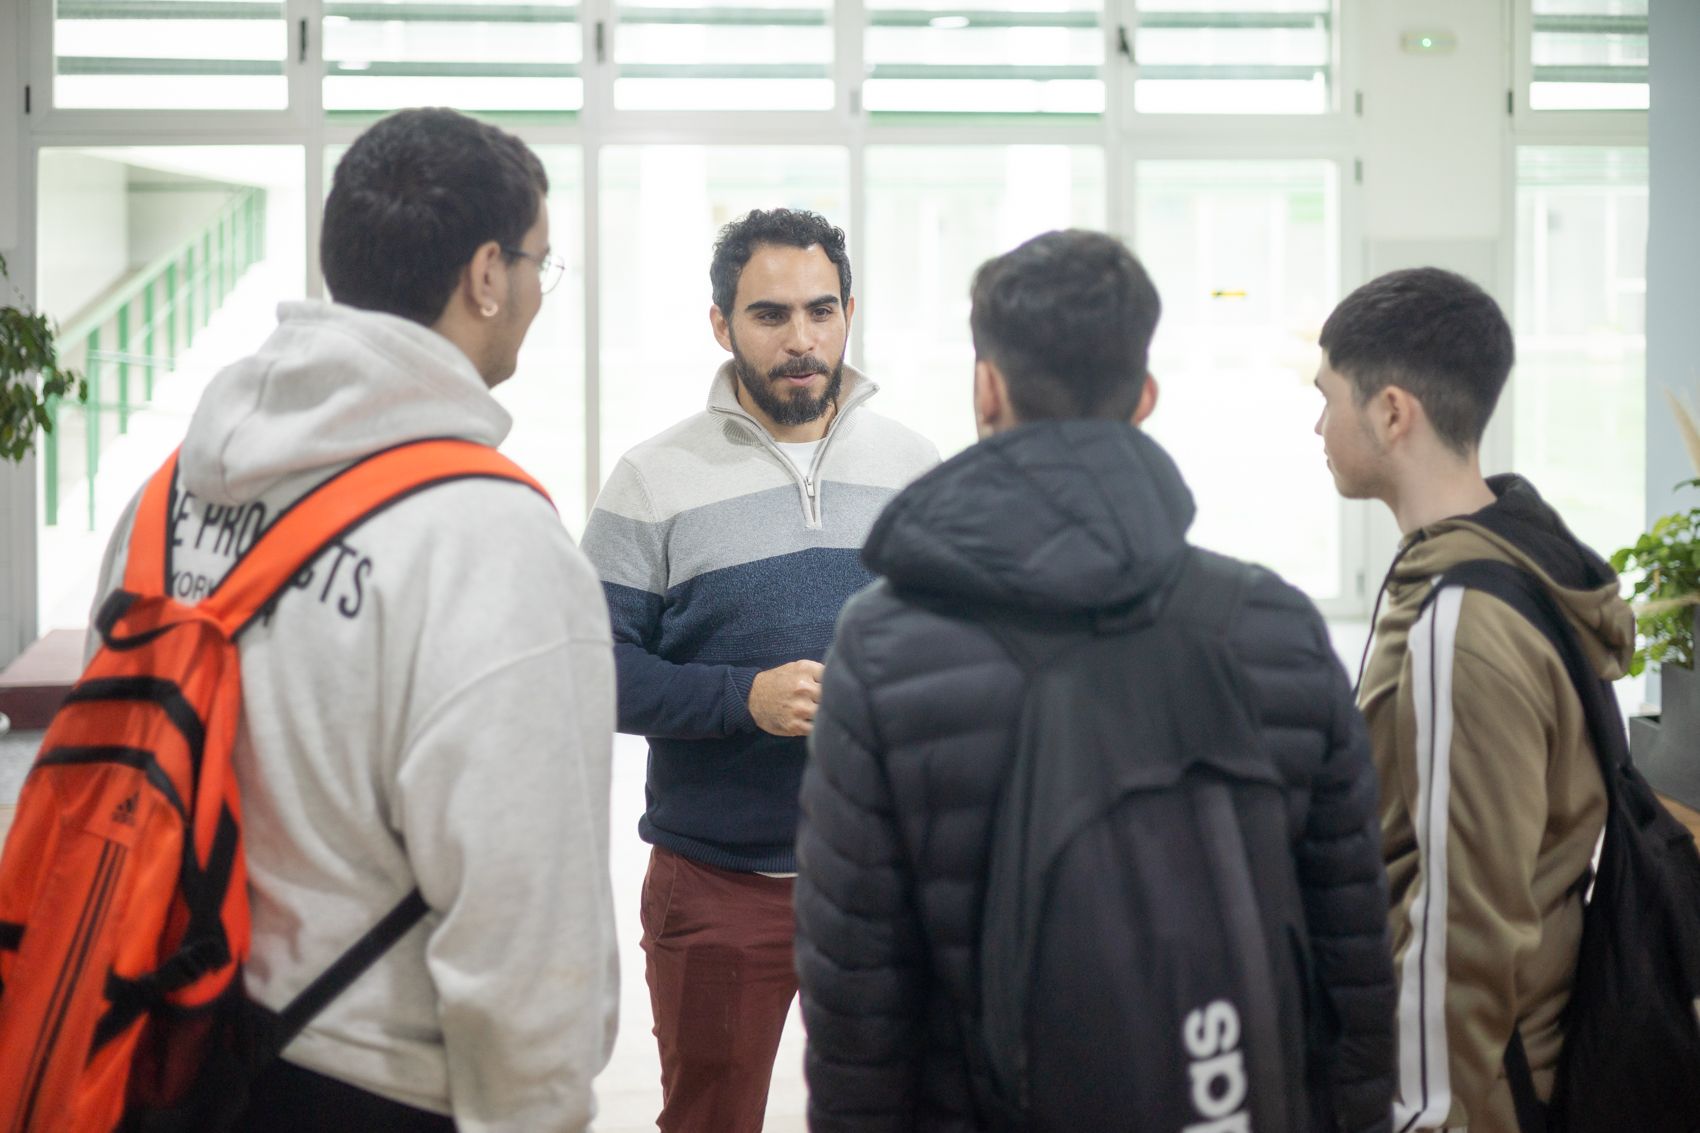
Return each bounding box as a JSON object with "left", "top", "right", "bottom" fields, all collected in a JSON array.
[{"left": 0, "top": 629, "right": 84, "bottom": 731}]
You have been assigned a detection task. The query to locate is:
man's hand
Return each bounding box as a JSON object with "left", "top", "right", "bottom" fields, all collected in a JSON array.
[{"left": 748, "top": 660, "right": 825, "bottom": 736}]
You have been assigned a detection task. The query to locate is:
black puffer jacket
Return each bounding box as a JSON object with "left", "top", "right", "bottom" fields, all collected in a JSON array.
[{"left": 796, "top": 420, "right": 1395, "bottom": 1132}]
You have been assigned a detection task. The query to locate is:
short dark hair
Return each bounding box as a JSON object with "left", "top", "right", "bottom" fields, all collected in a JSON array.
[
  {"left": 321, "top": 108, "right": 548, "bottom": 326},
  {"left": 1319, "top": 267, "right": 1514, "bottom": 455},
  {"left": 710, "top": 209, "right": 851, "bottom": 317},
  {"left": 968, "top": 229, "right": 1161, "bottom": 421}
]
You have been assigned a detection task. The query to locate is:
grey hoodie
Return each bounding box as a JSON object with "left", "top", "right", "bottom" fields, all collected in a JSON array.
[{"left": 92, "top": 300, "right": 618, "bottom": 1130}]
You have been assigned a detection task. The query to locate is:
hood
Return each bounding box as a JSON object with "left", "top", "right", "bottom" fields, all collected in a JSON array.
[
  {"left": 179, "top": 299, "right": 511, "bottom": 504},
  {"left": 863, "top": 420, "right": 1195, "bottom": 615},
  {"left": 1396, "top": 474, "right": 1635, "bottom": 678}
]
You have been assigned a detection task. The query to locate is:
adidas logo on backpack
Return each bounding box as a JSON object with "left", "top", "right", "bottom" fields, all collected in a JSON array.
[
  {"left": 1184, "top": 999, "right": 1250, "bottom": 1133},
  {"left": 0, "top": 440, "right": 546, "bottom": 1131}
]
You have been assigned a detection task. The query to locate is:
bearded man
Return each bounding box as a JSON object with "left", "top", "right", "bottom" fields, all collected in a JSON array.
[{"left": 580, "top": 208, "right": 936, "bottom": 1133}]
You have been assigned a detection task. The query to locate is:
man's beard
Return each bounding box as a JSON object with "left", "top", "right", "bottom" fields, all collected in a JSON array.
[{"left": 732, "top": 345, "right": 844, "bottom": 428}]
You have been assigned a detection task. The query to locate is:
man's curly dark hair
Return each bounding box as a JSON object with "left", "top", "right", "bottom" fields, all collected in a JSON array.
[{"left": 710, "top": 209, "right": 851, "bottom": 317}]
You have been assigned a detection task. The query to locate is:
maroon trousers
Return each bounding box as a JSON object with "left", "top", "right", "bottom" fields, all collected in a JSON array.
[{"left": 640, "top": 846, "right": 798, "bottom": 1133}]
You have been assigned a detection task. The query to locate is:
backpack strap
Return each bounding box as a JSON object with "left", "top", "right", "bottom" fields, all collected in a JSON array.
[
  {"left": 124, "top": 439, "right": 549, "bottom": 623},
  {"left": 253, "top": 889, "right": 431, "bottom": 1059},
  {"left": 1420, "top": 560, "right": 1627, "bottom": 795},
  {"left": 191, "top": 439, "right": 549, "bottom": 637},
  {"left": 1419, "top": 559, "right": 1626, "bottom": 1133}
]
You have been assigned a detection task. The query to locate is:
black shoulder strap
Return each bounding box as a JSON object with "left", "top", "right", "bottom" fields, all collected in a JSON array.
[
  {"left": 258, "top": 889, "right": 430, "bottom": 1058},
  {"left": 1422, "top": 560, "right": 1628, "bottom": 785},
  {"left": 1423, "top": 559, "right": 1627, "bottom": 1133}
]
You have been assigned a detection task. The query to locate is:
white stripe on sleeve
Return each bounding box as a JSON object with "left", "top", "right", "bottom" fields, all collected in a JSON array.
[{"left": 1394, "top": 584, "right": 1464, "bottom": 1132}]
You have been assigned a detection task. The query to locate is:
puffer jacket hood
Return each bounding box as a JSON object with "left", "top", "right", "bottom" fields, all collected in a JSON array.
[
  {"left": 179, "top": 299, "right": 511, "bottom": 505},
  {"left": 1393, "top": 473, "right": 1635, "bottom": 680},
  {"left": 862, "top": 419, "right": 1196, "bottom": 615}
]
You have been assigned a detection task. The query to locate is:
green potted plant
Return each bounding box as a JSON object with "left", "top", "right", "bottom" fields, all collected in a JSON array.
[
  {"left": 1615, "top": 391, "right": 1700, "bottom": 810},
  {"left": 1, "top": 252, "right": 85, "bottom": 463}
]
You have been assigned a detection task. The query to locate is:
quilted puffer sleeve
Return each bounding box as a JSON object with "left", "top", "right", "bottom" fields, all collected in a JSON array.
[
  {"left": 1236, "top": 571, "right": 1396, "bottom": 1133},
  {"left": 796, "top": 603, "right": 930, "bottom": 1132}
]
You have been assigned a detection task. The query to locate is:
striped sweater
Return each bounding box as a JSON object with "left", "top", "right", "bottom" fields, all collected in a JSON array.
[{"left": 581, "top": 362, "right": 938, "bottom": 871}]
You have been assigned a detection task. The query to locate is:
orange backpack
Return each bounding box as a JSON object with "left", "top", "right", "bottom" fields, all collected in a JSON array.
[{"left": 0, "top": 439, "right": 547, "bottom": 1132}]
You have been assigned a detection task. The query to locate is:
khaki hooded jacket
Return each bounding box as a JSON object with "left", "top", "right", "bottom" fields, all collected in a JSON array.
[{"left": 1357, "top": 475, "right": 1633, "bottom": 1133}]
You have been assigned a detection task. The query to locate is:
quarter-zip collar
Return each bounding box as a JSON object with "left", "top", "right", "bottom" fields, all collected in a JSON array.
[{"left": 706, "top": 360, "right": 879, "bottom": 528}]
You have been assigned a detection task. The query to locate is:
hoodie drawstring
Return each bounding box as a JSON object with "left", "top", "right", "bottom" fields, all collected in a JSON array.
[{"left": 1355, "top": 536, "right": 1423, "bottom": 694}]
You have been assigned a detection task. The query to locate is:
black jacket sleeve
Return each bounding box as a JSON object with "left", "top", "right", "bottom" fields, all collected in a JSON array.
[
  {"left": 796, "top": 614, "right": 930, "bottom": 1132},
  {"left": 1265, "top": 586, "right": 1397, "bottom": 1133}
]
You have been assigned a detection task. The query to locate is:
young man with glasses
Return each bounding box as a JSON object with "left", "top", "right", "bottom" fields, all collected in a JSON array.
[{"left": 89, "top": 108, "right": 618, "bottom": 1132}]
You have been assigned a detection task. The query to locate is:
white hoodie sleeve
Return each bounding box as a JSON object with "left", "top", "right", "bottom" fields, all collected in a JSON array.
[{"left": 388, "top": 486, "right": 619, "bottom": 1132}]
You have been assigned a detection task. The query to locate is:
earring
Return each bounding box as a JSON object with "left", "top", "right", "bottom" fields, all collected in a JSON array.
[{"left": 480, "top": 302, "right": 499, "bottom": 318}]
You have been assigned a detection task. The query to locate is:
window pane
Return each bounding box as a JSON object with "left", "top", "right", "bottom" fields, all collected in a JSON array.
[
  {"left": 54, "top": 0, "right": 289, "bottom": 110},
  {"left": 1514, "top": 146, "right": 1646, "bottom": 561},
  {"left": 863, "top": 2, "right": 1103, "bottom": 115},
  {"left": 861, "top": 146, "right": 1104, "bottom": 460},
  {"left": 492, "top": 149, "right": 588, "bottom": 532},
  {"left": 613, "top": 2, "right": 833, "bottom": 111},
  {"left": 1134, "top": 1, "right": 1332, "bottom": 115},
  {"left": 323, "top": 1, "right": 583, "bottom": 113},
  {"left": 597, "top": 146, "right": 849, "bottom": 480},
  {"left": 1530, "top": 0, "right": 1648, "bottom": 111},
  {"left": 36, "top": 145, "right": 306, "bottom": 629},
  {"left": 1135, "top": 160, "right": 1342, "bottom": 598}
]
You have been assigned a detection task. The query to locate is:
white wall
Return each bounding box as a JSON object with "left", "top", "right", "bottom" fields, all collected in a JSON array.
[
  {"left": 36, "top": 152, "right": 129, "bottom": 323},
  {"left": 127, "top": 172, "right": 238, "bottom": 268},
  {"left": 1350, "top": 0, "right": 1514, "bottom": 583},
  {"left": 1646, "top": 0, "right": 1700, "bottom": 531},
  {"left": 1, "top": 1, "right": 33, "bottom": 668},
  {"left": 0, "top": 2, "right": 18, "bottom": 256},
  {"left": 1359, "top": 1, "right": 1507, "bottom": 248}
]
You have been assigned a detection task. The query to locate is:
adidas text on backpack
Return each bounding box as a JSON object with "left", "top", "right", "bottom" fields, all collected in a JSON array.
[{"left": 0, "top": 439, "right": 546, "bottom": 1132}]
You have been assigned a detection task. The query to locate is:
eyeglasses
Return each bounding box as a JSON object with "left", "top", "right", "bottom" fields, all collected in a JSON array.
[{"left": 502, "top": 246, "right": 566, "bottom": 295}]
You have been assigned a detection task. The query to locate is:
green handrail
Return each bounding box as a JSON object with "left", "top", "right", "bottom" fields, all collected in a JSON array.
[{"left": 45, "top": 187, "right": 267, "bottom": 528}]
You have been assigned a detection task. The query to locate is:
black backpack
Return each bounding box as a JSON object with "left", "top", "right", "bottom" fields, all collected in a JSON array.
[
  {"left": 966, "top": 548, "right": 1315, "bottom": 1133},
  {"left": 1422, "top": 560, "right": 1700, "bottom": 1133}
]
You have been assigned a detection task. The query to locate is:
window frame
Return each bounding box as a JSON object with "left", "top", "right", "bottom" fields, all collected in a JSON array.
[
  {"left": 1510, "top": 0, "right": 1650, "bottom": 137},
  {"left": 18, "top": 0, "right": 1370, "bottom": 621}
]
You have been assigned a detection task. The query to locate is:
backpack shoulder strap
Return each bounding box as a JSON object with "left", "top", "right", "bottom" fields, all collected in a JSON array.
[
  {"left": 198, "top": 439, "right": 549, "bottom": 637},
  {"left": 1422, "top": 559, "right": 1628, "bottom": 781},
  {"left": 255, "top": 889, "right": 431, "bottom": 1059}
]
